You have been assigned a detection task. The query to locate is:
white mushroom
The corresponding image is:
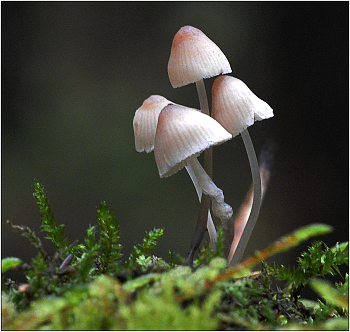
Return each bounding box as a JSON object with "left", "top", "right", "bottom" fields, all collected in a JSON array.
[
  {"left": 212, "top": 76, "right": 273, "bottom": 137},
  {"left": 168, "top": 25, "right": 231, "bottom": 89},
  {"left": 211, "top": 75, "right": 274, "bottom": 266},
  {"left": 167, "top": 25, "right": 232, "bottom": 148},
  {"left": 132, "top": 96, "right": 218, "bottom": 248},
  {"left": 154, "top": 104, "right": 233, "bottom": 222},
  {"left": 133, "top": 95, "right": 172, "bottom": 153},
  {"left": 167, "top": 26, "right": 232, "bottom": 250}
]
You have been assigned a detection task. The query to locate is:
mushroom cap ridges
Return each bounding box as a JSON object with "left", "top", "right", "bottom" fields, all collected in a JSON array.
[
  {"left": 211, "top": 76, "right": 274, "bottom": 137},
  {"left": 168, "top": 26, "right": 232, "bottom": 88},
  {"left": 133, "top": 95, "right": 172, "bottom": 153},
  {"left": 154, "top": 104, "right": 232, "bottom": 178}
]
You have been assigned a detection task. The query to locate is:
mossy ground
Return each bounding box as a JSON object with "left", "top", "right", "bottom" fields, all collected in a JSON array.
[{"left": 2, "top": 182, "right": 348, "bottom": 330}]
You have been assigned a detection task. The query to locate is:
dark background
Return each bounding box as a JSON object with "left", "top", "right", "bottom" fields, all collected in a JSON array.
[{"left": 2, "top": 2, "right": 348, "bottom": 283}]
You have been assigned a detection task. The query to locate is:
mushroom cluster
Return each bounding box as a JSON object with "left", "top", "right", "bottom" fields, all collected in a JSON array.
[{"left": 133, "top": 25, "right": 274, "bottom": 267}]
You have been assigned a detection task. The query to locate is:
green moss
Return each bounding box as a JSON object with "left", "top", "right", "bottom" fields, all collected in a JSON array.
[
  {"left": 2, "top": 182, "right": 348, "bottom": 330},
  {"left": 96, "top": 202, "right": 123, "bottom": 274}
]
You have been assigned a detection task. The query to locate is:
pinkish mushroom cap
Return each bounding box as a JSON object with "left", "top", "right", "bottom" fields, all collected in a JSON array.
[
  {"left": 168, "top": 26, "right": 232, "bottom": 88},
  {"left": 212, "top": 75, "right": 274, "bottom": 137},
  {"left": 154, "top": 104, "right": 232, "bottom": 178},
  {"left": 133, "top": 95, "right": 173, "bottom": 153}
]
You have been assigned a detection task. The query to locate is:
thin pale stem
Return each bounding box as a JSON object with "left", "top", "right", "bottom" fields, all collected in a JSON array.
[
  {"left": 227, "top": 140, "right": 277, "bottom": 263},
  {"left": 195, "top": 79, "right": 210, "bottom": 115},
  {"left": 189, "top": 79, "right": 215, "bottom": 259},
  {"left": 185, "top": 165, "right": 217, "bottom": 251},
  {"left": 187, "top": 156, "right": 233, "bottom": 222},
  {"left": 195, "top": 79, "right": 212, "bottom": 177},
  {"left": 228, "top": 129, "right": 261, "bottom": 267}
]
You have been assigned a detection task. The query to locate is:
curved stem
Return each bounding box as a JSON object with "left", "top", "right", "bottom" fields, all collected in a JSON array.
[
  {"left": 227, "top": 140, "right": 276, "bottom": 263},
  {"left": 187, "top": 156, "right": 233, "bottom": 222},
  {"left": 228, "top": 129, "right": 261, "bottom": 267},
  {"left": 186, "top": 165, "right": 217, "bottom": 251}
]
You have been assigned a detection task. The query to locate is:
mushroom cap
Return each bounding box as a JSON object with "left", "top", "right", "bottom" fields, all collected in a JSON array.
[
  {"left": 211, "top": 76, "right": 274, "bottom": 137},
  {"left": 133, "top": 95, "right": 173, "bottom": 153},
  {"left": 168, "top": 26, "right": 232, "bottom": 88},
  {"left": 154, "top": 104, "right": 232, "bottom": 178}
]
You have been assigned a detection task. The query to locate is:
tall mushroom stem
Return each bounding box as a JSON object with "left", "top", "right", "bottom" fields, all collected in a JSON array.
[
  {"left": 195, "top": 79, "right": 210, "bottom": 114},
  {"left": 195, "top": 79, "right": 212, "bottom": 175},
  {"left": 187, "top": 156, "right": 233, "bottom": 222},
  {"left": 191, "top": 79, "right": 216, "bottom": 254},
  {"left": 227, "top": 139, "right": 276, "bottom": 264},
  {"left": 186, "top": 194, "right": 211, "bottom": 268},
  {"left": 228, "top": 129, "right": 262, "bottom": 267},
  {"left": 186, "top": 165, "right": 217, "bottom": 251}
]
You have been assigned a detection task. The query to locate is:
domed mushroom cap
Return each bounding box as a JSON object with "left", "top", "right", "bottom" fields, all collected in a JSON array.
[
  {"left": 133, "top": 95, "right": 173, "bottom": 153},
  {"left": 168, "top": 26, "right": 232, "bottom": 88},
  {"left": 211, "top": 76, "right": 274, "bottom": 137},
  {"left": 154, "top": 104, "right": 232, "bottom": 178}
]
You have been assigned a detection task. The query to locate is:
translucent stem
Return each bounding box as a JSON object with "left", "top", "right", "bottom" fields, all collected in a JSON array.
[
  {"left": 195, "top": 79, "right": 210, "bottom": 115},
  {"left": 195, "top": 79, "right": 215, "bottom": 252},
  {"left": 185, "top": 165, "right": 217, "bottom": 251},
  {"left": 228, "top": 129, "right": 261, "bottom": 267},
  {"left": 187, "top": 156, "right": 233, "bottom": 222},
  {"left": 195, "top": 79, "right": 212, "bottom": 177},
  {"left": 227, "top": 140, "right": 276, "bottom": 264}
]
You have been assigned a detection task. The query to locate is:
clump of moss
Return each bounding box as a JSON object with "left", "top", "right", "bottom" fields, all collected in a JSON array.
[{"left": 2, "top": 182, "right": 348, "bottom": 330}]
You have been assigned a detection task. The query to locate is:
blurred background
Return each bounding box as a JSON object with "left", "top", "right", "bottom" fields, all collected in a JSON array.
[{"left": 2, "top": 2, "right": 348, "bottom": 283}]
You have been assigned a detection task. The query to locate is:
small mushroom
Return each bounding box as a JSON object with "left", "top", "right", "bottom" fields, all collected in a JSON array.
[
  {"left": 167, "top": 25, "right": 232, "bottom": 170},
  {"left": 212, "top": 76, "right": 273, "bottom": 137},
  {"left": 133, "top": 96, "right": 218, "bottom": 249},
  {"left": 133, "top": 95, "right": 172, "bottom": 153},
  {"left": 168, "top": 26, "right": 232, "bottom": 91},
  {"left": 154, "top": 104, "right": 233, "bottom": 223},
  {"left": 168, "top": 26, "right": 232, "bottom": 252},
  {"left": 211, "top": 75, "right": 274, "bottom": 266}
]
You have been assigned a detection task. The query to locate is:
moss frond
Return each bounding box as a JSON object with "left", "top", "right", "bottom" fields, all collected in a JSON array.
[
  {"left": 125, "top": 228, "right": 164, "bottom": 269},
  {"left": 96, "top": 202, "right": 123, "bottom": 274},
  {"left": 33, "top": 182, "right": 70, "bottom": 254},
  {"left": 2, "top": 183, "right": 348, "bottom": 330}
]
